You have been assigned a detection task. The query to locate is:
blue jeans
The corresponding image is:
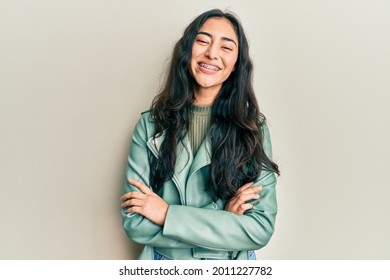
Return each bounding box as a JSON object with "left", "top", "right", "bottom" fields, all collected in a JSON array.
[{"left": 154, "top": 250, "right": 256, "bottom": 260}]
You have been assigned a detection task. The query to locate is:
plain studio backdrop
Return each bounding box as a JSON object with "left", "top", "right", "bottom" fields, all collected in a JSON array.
[{"left": 1, "top": 0, "right": 389, "bottom": 259}]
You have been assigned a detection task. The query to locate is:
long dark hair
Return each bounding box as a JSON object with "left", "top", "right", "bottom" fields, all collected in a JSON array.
[{"left": 149, "top": 9, "right": 279, "bottom": 200}]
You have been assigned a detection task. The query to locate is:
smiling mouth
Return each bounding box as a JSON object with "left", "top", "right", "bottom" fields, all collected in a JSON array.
[{"left": 198, "top": 62, "right": 221, "bottom": 72}]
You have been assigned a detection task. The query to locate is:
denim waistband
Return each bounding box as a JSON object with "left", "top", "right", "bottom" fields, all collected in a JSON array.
[{"left": 153, "top": 250, "right": 256, "bottom": 260}]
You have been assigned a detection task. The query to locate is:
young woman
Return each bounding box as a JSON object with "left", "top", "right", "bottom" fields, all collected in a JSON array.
[{"left": 120, "top": 9, "right": 280, "bottom": 260}]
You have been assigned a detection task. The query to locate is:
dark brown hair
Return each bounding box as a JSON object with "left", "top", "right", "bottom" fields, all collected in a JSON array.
[{"left": 149, "top": 9, "right": 279, "bottom": 200}]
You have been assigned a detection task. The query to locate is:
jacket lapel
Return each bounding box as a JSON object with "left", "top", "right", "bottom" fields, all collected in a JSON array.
[
  {"left": 188, "top": 134, "right": 212, "bottom": 179},
  {"left": 146, "top": 131, "right": 193, "bottom": 205}
]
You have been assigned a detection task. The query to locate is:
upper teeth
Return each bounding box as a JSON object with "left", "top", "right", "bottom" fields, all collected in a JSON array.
[{"left": 200, "top": 63, "right": 219, "bottom": 71}]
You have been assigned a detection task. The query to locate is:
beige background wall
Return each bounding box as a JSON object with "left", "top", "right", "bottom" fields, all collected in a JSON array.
[{"left": 1, "top": 0, "right": 389, "bottom": 259}]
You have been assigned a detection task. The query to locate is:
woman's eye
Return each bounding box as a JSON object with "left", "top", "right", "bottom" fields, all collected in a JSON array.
[
  {"left": 222, "top": 46, "right": 232, "bottom": 51},
  {"left": 197, "top": 39, "right": 208, "bottom": 44}
]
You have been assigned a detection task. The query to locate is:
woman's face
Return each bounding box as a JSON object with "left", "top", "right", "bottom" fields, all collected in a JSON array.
[{"left": 190, "top": 17, "right": 239, "bottom": 98}]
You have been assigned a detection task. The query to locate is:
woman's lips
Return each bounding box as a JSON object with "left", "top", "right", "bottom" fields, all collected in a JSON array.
[{"left": 198, "top": 62, "right": 221, "bottom": 74}]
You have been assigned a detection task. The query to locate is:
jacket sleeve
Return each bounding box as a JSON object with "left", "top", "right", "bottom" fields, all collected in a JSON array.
[
  {"left": 162, "top": 121, "right": 278, "bottom": 251},
  {"left": 121, "top": 114, "right": 195, "bottom": 249}
]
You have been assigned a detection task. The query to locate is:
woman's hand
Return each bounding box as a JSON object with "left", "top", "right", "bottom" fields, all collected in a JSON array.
[
  {"left": 121, "top": 180, "right": 168, "bottom": 226},
  {"left": 224, "top": 182, "right": 262, "bottom": 215}
]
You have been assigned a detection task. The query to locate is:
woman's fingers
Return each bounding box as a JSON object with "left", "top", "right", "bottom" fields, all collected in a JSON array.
[
  {"left": 236, "top": 186, "right": 262, "bottom": 196},
  {"left": 236, "top": 203, "right": 254, "bottom": 215},
  {"left": 235, "top": 181, "right": 254, "bottom": 195},
  {"left": 120, "top": 190, "right": 144, "bottom": 201},
  {"left": 121, "top": 197, "right": 143, "bottom": 209},
  {"left": 120, "top": 182, "right": 148, "bottom": 210},
  {"left": 128, "top": 179, "right": 153, "bottom": 194},
  {"left": 234, "top": 192, "right": 260, "bottom": 204},
  {"left": 120, "top": 179, "right": 152, "bottom": 205},
  {"left": 225, "top": 184, "right": 263, "bottom": 215},
  {"left": 235, "top": 183, "right": 262, "bottom": 196},
  {"left": 125, "top": 206, "right": 141, "bottom": 214},
  {"left": 120, "top": 179, "right": 168, "bottom": 225},
  {"left": 226, "top": 198, "right": 255, "bottom": 214}
]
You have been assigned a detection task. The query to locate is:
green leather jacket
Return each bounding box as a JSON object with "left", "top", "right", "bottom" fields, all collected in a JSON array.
[{"left": 121, "top": 111, "right": 277, "bottom": 260}]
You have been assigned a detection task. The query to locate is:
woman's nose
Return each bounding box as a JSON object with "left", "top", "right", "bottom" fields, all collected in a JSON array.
[{"left": 205, "top": 44, "right": 218, "bottom": 60}]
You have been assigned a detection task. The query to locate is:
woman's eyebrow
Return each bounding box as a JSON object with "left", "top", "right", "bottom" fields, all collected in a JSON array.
[{"left": 197, "top": 31, "right": 237, "bottom": 46}]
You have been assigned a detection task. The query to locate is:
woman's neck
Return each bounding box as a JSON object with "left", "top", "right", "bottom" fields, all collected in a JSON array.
[{"left": 194, "top": 87, "right": 220, "bottom": 106}]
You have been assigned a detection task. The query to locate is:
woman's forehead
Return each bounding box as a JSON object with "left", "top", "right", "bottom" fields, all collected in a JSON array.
[{"left": 198, "top": 17, "right": 238, "bottom": 42}]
